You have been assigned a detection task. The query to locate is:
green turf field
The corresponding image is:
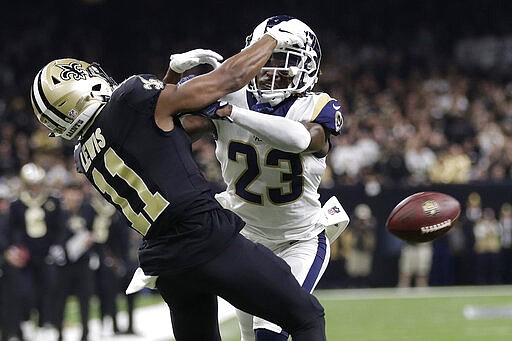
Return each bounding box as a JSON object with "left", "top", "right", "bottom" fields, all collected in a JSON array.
[
  {"left": 221, "top": 286, "right": 512, "bottom": 341},
  {"left": 56, "top": 285, "right": 512, "bottom": 340}
]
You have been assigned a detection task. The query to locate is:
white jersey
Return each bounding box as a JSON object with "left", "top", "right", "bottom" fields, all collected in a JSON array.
[{"left": 213, "top": 88, "right": 343, "bottom": 241}]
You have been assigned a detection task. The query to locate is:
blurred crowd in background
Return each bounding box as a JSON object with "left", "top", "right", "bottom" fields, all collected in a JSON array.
[
  {"left": 1, "top": 1, "right": 512, "bottom": 190},
  {"left": 1, "top": 0, "right": 512, "bottom": 339}
]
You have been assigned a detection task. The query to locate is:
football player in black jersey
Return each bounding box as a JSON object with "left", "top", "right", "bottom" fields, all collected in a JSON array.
[
  {"left": 8, "top": 163, "right": 63, "bottom": 337},
  {"left": 0, "top": 183, "right": 25, "bottom": 341},
  {"left": 30, "top": 20, "right": 327, "bottom": 341},
  {"left": 53, "top": 182, "right": 96, "bottom": 341}
]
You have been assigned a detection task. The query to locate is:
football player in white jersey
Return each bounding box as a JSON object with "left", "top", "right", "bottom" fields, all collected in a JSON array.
[{"left": 178, "top": 15, "right": 349, "bottom": 341}]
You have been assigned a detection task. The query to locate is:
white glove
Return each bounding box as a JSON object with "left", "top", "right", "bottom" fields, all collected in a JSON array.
[
  {"left": 265, "top": 19, "right": 306, "bottom": 49},
  {"left": 169, "top": 49, "right": 224, "bottom": 73},
  {"left": 47, "top": 245, "right": 66, "bottom": 266}
]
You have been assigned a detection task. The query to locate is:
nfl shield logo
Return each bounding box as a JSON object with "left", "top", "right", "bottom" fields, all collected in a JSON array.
[
  {"left": 328, "top": 206, "right": 341, "bottom": 215},
  {"left": 422, "top": 200, "right": 440, "bottom": 217}
]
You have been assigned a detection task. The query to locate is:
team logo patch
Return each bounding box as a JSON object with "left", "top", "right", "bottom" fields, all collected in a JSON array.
[
  {"left": 68, "top": 109, "right": 79, "bottom": 119},
  {"left": 422, "top": 200, "right": 440, "bottom": 217},
  {"left": 56, "top": 61, "right": 87, "bottom": 81},
  {"left": 44, "top": 201, "right": 56, "bottom": 211},
  {"left": 335, "top": 110, "right": 343, "bottom": 132},
  {"left": 138, "top": 76, "right": 164, "bottom": 90},
  {"left": 328, "top": 205, "right": 341, "bottom": 215}
]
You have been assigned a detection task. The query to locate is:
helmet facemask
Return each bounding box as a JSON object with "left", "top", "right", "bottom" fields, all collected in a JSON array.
[
  {"left": 245, "top": 16, "right": 322, "bottom": 106},
  {"left": 248, "top": 45, "right": 320, "bottom": 106},
  {"left": 31, "top": 59, "right": 116, "bottom": 140}
]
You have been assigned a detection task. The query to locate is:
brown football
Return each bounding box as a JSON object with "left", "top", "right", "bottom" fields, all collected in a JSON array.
[{"left": 386, "top": 191, "right": 461, "bottom": 243}]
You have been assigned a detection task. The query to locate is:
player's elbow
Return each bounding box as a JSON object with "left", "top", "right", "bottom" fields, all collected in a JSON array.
[
  {"left": 285, "top": 134, "right": 311, "bottom": 153},
  {"left": 268, "top": 124, "right": 311, "bottom": 153}
]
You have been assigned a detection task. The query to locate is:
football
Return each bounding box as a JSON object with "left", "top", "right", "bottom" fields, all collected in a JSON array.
[{"left": 386, "top": 191, "right": 461, "bottom": 243}]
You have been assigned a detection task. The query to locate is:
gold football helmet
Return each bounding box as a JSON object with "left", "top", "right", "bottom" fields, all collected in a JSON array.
[
  {"left": 20, "top": 162, "right": 46, "bottom": 186},
  {"left": 30, "top": 58, "right": 116, "bottom": 140}
]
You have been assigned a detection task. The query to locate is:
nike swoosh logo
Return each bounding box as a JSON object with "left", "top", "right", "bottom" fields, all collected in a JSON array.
[{"left": 332, "top": 104, "right": 341, "bottom": 110}]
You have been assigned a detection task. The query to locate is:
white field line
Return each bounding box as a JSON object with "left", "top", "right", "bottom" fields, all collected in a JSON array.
[
  {"left": 314, "top": 285, "right": 512, "bottom": 301},
  {"left": 32, "top": 286, "right": 512, "bottom": 340},
  {"left": 52, "top": 297, "right": 236, "bottom": 341}
]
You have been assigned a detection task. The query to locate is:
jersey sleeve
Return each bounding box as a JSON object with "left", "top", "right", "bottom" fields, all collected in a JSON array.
[
  {"left": 311, "top": 93, "right": 345, "bottom": 136},
  {"left": 114, "top": 74, "right": 165, "bottom": 115}
]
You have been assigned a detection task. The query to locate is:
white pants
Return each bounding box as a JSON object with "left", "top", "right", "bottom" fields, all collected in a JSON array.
[
  {"left": 399, "top": 243, "right": 433, "bottom": 276},
  {"left": 237, "top": 231, "right": 330, "bottom": 340}
]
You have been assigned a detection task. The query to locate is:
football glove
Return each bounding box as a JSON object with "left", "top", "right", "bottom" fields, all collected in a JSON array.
[
  {"left": 177, "top": 74, "right": 196, "bottom": 85},
  {"left": 169, "top": 49, "right": 223, "bottom": 73},
  {"left": 199, "top": 101, "right": 231, "bottom": 121},
  {"left": 250, "top": 102, "right": 274, "bottom": 114},
  {"left": 265, "top": 19, "right": 306, "bottom": 49},
  {"left": 47, "top": 245, "right": 66, "bottom": 266}
]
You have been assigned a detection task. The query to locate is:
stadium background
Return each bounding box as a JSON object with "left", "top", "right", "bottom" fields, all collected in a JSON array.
[{"left": 1, "top": 0, "right": 512, "bottom": 290}]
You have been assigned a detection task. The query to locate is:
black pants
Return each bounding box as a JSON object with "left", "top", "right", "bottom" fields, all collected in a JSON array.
[
  {"left": 53, "top": 258, "right": 94, "bottom": 340},
  {"left": 18, "top": 262, "right": 57, "bottom": 327},
  {"left": 95, "top": 260, "right": 119, "bottom": 328},
  {"left": 157, "top": 233, "right": 326, "bottom": 341},
  {"left": 1, "top": 265, "right": 24, "bottom": 341}
]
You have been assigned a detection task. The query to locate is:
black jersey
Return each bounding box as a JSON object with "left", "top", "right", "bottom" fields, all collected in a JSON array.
[
  {"left": 59, "top": 200, "right": 96, "bottom": 264},
  {"left": 9, "top": 193, "right": 63, "bottom": 264},
  {"left": 74, "top": 74, "right": 241, "bottom": 274}
]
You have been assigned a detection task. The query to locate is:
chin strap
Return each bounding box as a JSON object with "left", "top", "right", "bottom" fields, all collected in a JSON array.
[{"left": 259, "top": 91, "right": 290, "bottom": 106}]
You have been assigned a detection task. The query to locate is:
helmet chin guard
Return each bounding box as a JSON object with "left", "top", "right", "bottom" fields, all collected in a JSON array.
[{"left": 255, "top": 89, "right": 288, "bottom": 106}]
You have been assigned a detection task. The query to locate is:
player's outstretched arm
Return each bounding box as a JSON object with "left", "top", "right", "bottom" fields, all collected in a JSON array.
[
  {"left": 229, "top": 105, "right": 318, "bottom": 153},
  {"left": 157, "top": 35, "right": 276, "bottom": 116},
  {"left": 161, "top": 18, "right": 306, "bottom": 85},
  {"left": 202, "top": 104, "right": 328, "bottom": 154},
  {"left": 155, "top": 19, "right": 306, "bottom": 121},
  {"left": 154, "top": 34, "right": 276, "bottom": 132}
]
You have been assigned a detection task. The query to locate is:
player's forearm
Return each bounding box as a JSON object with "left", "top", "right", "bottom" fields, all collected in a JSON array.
[
  {"left": 162, "top": 68, "right": 181, "bottom": 84},
  {"left": 229, "top": 105, "right": 311, "bottom": 153},
  {"left": 170, "top": 35, "right": 277, "bottom": 112},
  {"left": 216, "top": 34, "right": 276, "bottom": 93}
]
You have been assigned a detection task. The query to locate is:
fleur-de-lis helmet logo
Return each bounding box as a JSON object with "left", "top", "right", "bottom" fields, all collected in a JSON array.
[{"left": 56, "top": 62, "right": 87, "bottom": 81}]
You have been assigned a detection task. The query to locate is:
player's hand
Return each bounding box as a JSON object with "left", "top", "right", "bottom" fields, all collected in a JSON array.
[
  {"left": 199, "top": 101, "right": 232, "bottom": 121},
  {"left": 4, "top": 245, "right": 29, "bottom": 268},
  {"left": 265, "top": 19, "right": 306, "bottom": 49},
  {"left": 47, "top": 245, "right": 66, "bottom": 266},
  {"left": 169, "top": 49, "right": 223, "bottom": 73}
]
